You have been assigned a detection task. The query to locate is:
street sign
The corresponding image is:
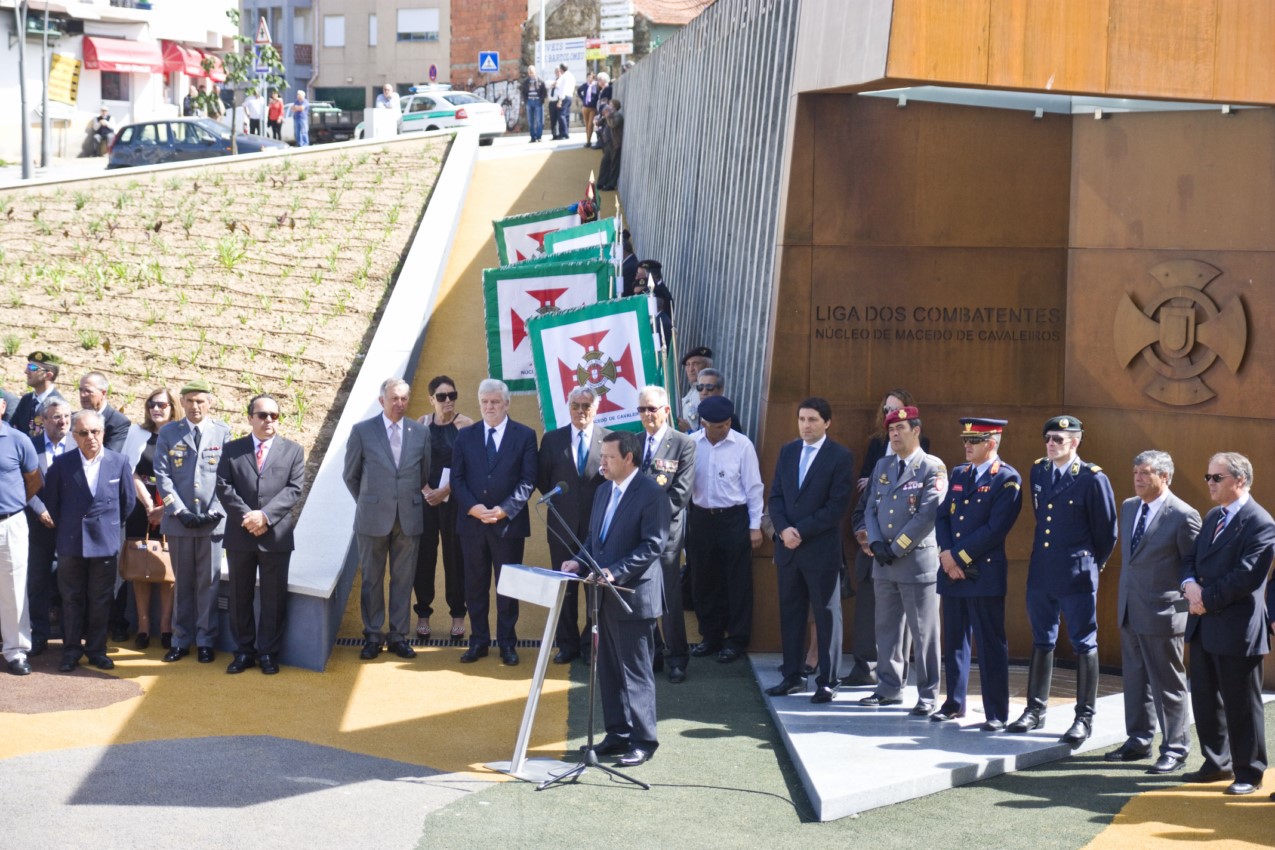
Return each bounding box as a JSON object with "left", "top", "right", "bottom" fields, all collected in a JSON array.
[
  {"left": 600, "top": 0, "right": 634, "bottom": 14},
  {"left": 601, "top": 28, "right": 634, "bottom": 43},
  {"left": 604, "top": 43, "right": 634, "bottom": 56},
  {"left": 255, "top": 16, "right": 271, "bottom": 45},
  {"left": 586, "top": 43, "right": 607, "bottom": 61},
  {"left": 478, "top": 51, "right": 499, "bottom": 73},
  {"left": 253, "top": 44, "right": 269, "bottom": 74},
  {"left": 601, "top": 15, "right": 635, "bottom": 29},
  {"left": 429, "top": 63, "right": 437, "bottom": 82}
]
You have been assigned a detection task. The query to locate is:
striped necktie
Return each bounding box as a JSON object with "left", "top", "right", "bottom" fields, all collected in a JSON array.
[
  {"left": 1211, "top": 507, "right": 1228, "bottom": 543},
  {"left": 1130, "top": 502, "right": 1149, "bottom": 553}
]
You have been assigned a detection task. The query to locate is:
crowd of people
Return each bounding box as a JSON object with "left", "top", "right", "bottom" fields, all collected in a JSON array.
[{"left": 519, "top": 65, "right": 624, "bottom": 190}]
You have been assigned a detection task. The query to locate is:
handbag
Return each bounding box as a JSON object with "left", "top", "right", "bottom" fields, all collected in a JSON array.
[{"left": 120, "top": 534, "right": 174, "bottom": 583}]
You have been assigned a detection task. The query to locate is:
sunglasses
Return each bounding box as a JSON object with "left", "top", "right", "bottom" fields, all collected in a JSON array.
[
  {"left": 25, "top": 363, "right": 44, "bottom": 372},
  {"left": 1044, "top": 434, "right": 1069, "bottom": 445},
  {"left": 253, "top": 411, "right": 280, "bottom": 421},
  {"left": 961, "top": 436, "right": 990, "bottom": 445},
  {"left": 434, "top": 391, "right": 459, "bottom": 402},
  {"left": 569, "top": 403, "right": 594, "bottom": 411},
  {"left": 147, "top": 401, "right": 170, "bottom": 410},
  {"left": 636, "top": 406, "right": 661, "bottom": 414},
  {"left": 1203, "top": 473, "right": 1233, "bottom": 484},
  {"left": 74, "top": 429, "right": 103, "bottom": 437},
  {"left": 695, "top": 383, "right": 721, "bottom": 392}
]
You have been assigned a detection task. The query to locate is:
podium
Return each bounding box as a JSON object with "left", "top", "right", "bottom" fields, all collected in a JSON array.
[{"left": 484, "top": 564, "right": 581, "bottom": 782}]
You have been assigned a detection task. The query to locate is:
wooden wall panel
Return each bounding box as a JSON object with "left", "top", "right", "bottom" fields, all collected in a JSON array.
[
  {"left": 1071, "top": 110, "right": 1275, "bottom": 252},
  {"left": 987, "top": 0, "right": 1111, "bottom": 93},
  {"left": 813, "top": 98, "right": 1072, "bottom": 249},
  {"left": 885, "top": 0, "right": 991, "bottom": 85},
  {"left": 1107, "top": 0, "right": 1217, "bottom": 99},
  {"left": 781, "top": 96, "right": 816, "bottom": 245},
  {"left": 1213, "top": 0, "right": 1275, "bottom": 102}
]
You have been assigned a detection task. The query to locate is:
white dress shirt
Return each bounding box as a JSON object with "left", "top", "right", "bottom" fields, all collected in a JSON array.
[
  {"left": 692, "top": 429, "right": 764, "bottom": 528},
  {"left": 80, "top": 450, "right": 103, "bottom": 496}
]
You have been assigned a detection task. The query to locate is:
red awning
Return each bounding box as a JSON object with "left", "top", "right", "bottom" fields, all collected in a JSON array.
[
  {"left": 83, "top": 36, "right": 164, "bottom": 74},
  {"left": 201, "top": 52, "right": 227, "bottom": 84},
  {"left": 162, "top": 41, "right": 205, "bottom": 77}
]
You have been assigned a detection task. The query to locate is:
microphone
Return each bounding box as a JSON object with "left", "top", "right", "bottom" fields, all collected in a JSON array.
[{"left": 536, "top": 481, "right": 569, "bottom": 505}]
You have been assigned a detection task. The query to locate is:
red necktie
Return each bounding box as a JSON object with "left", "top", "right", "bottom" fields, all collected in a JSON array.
[{"left": 256, "top": 442, "right": 265, "bottom": 471}]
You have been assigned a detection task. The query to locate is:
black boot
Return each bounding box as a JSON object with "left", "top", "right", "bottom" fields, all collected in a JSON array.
[
  {"left": 1007, "top": 648, "right": 1054, "bottom": 733},
  {"left": 1060, "top": 651, "right": 1098, "bottom": 746}
]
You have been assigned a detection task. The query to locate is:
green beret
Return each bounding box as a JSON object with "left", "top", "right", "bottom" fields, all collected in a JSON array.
[
  {"left": 1042, "top": 415, "right": 1083, "bottom": 435},
  {"left": 27, "top": 351, "right": 62, "bottom": 366},
  {"left": 180, "top": 378, "right": 213, "bottom": 395}
]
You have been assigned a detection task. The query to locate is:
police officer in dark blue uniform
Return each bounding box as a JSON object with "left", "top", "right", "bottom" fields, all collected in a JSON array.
[
  {"left": 934, "top": 418, "right": 1022, "bottom": 730},
  {"left": 1007, "top": 415, "right": 1117, "bottom": 745}
]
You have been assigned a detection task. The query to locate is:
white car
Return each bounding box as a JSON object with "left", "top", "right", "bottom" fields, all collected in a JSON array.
[{"left": 357, "top": 87, "right": 506, "bottom": 144}]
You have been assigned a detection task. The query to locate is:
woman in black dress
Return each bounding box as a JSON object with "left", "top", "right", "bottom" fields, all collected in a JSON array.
[
  {"left": 413, "top": 376, "right": 475, "bottom": 641},
  {"left": 125, "top": 388, "right": 179, "bottom": 649}
]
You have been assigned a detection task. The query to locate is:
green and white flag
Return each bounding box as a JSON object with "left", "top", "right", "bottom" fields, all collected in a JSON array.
[
  {"left": 529, "top": 296, "right": 663, "bottom": 433},
  {"left": 512, "top": 245, "right": 612, "bottom": 267},
  {"left": 544, "top": 217, "right": 618, "bottom": 254},
  {"left": 492, "top": 205, "right": 582, "bottom": 265},
  {"left": 484, "top": 259, "right": 613, "bottom": 393}
]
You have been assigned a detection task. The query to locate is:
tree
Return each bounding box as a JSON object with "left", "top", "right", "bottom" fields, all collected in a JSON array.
[{"left": 199, "top": 9, "right": 287, "bottom": 155}]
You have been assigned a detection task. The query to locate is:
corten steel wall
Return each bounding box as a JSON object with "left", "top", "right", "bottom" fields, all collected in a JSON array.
[{"left": 615, "top": 0, "right": 801, "bottom": 435}]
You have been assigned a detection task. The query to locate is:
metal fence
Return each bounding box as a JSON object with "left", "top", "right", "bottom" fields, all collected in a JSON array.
[{"left": 616, "top": 0, "right": 801, "bottom": 436}]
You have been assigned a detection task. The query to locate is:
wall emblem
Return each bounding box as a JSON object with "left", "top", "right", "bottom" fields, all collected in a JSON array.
[{"left": 1113, "top": 260, "right": 1247, "bottom": 405}]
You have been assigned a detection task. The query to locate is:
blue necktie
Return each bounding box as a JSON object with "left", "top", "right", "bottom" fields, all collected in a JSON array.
[
  {"left": 600, "top": 485, "right": 622, "bottom": 541},
  {"left": 1130, "top": 502, "right": 1149, "bottom": 553},
  {"left": 798, "top": 444, "right": 815, "bottom": 488},
  {"left": 1211, "top": 507, "right": 1228, "bottom": 544},
  {"left": 577, "top": 430, "right": 587, "bottom": 477},
  {"left": 486, "top": 427, "right": 497, "bottom": 469}
]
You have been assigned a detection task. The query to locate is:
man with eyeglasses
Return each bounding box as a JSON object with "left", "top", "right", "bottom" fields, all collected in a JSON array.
[
  {"left": 216, "top": 395, "right": 305, "bottom": 675},
  {"left": 934, "top": 418, "right": 1022, "bottom": 729},
  {"left": 635, "top": 385, "right": 695, "bottom": 683},
  {"left": 690, "top": 369, "right": 743, "bottom": 433},
  {"left": 0, "top": 393, "right": 41, "bottom": 675},
  {"left": 24, "top": 399, "right": 74, "bottom": 658},
  {"left": 1008, "top": 415, "right": 1116, "bottom": 746},
  {"left": 11, "top": 351, "right": 65, "bottom": 440},
  {"left": 1179, "top": 452, "right": 1275, "bottom": 796},
  {"left": 156, "top": 379, "right": 233, "bottom": 665},
  {"left": 43, "top": 409, "right": 135, "bottom": 672},
  {"left": 537, "top": 386, "right": 610, "bottom": 664}
]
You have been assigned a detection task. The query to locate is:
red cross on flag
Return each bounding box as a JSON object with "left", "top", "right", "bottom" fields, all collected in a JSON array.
[{"left": 491, "top": 205, "right": 582, "bottom": 265}]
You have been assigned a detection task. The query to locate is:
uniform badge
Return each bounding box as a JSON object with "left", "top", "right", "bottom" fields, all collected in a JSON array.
[
  {"left": 878, "top": 473, "right": 889, "bottom": 484},
  {"left": 656, "top": 473, "right": 668, "bottom": 486}
]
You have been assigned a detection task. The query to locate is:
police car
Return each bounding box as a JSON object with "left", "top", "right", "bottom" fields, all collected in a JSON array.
[{"left": 355, "top": 85, "right": 505, "bottom": 144}]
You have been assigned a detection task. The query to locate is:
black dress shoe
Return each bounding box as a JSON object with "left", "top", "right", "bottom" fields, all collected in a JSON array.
[
  {"left": 162, "top": 646, "right": 189, "bottom": 663},
  {"left": 89, "top": 655, "right": 115, "bottom": 670},
  {"left": 1105, "top": 742, "right": 1152, "bottom": 762},
  {"left": 500, "top": 648, "right": 520, "bottom": 666},
  {"left": 587, "top": 738, "right": 631, "bottom": 756},
  {"left": 765, "top": 675, "right": 805, "bottom": 696},
  {"left": 980, "top": 720, "right": 1006, "bottom": 732},
  {"left": 359, "top": 641, "right": 382, "bottom": 660},
  {"left": 716, "top": 647, "right": 742, "bottom": 664},
  {"left": 58, "top": 657, "right": 78, "bottom": 672},
  {"left": 859, "top": 693, "right": 903, "bottom": 707},
  {"left": 1225, "top": 781, "right": 1261, "bottom": 796},
  {"left": 811, "top": 686, "right": 835, "bottom": 704},
  {"left": 1147, "top": 754, "right": 1186, "bottom": 774},
  {"left": 459, "top": 646, "right": 488, "bottom": 663},
  {"left": 1183, "top": 767, "right": 1234, "bottom": 784},
  {"left": 110, "top": 627, "right": 129, "bottom": 643},
  {"left": 134, "top": 632, "right": 150, "bottom": 650},
  {"left": 388, "top": 641, "right": 417, "bottom": 659},
  {"left": 7, "top": 658, "right": 31, "bottom": 675},
  {"left": 259, "top": 654, "right": 280, "bottom": 675},
  {"left": 931, "top": 706, "right": 965, "bottom": 722},
  {"left": 690, "top": 642, "right": 720, "bottom": 658},
  {"left": 910, "top": 702, "right": 935, "bottom": 717},
  {"left": 197, "top": 647, "right": 215, "bottom": 664},
  {"left": 667, "top": 665, "right": 686, "bottom": 684},
  {"left": 28, "top": 639, "right": 47, "bottom": 657},
  {"left": 840, "top": 666, "right": 877, "bottom": 687},
  {"left": 552, "top": 650, "right": 579, "bottom": 665},
  {"left": 616, "top": 748, "right": 653, "bottom": 767},
  {"left": 801, "top": 664, "right": 816, "bottom": 676},
  {"left": 226, "top": 654, "right": 255, "bottom": 674}
]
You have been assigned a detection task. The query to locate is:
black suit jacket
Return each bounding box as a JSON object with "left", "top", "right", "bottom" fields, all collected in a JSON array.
[
  {"left": 10, "top": 387, "right": 65, "bottom": 439},
  {"left": 769, "top": 438, "right": 855, "bottom": 571},
  {"left": 538, "top": 424, "right": 609, "bottom": 545},
  {"left": 216, "top": 435, "right": 305, "bottom": 552},
  {"left": 1182, "top": 497, "right": 1275, "bottom": 657},
  {"left": 453, "top": 418, "right": 538, "bottom": 539},
  {"left": 100, "top": 404, "right": 132, "bottom": 453},
  {"left": 43, "top": 449, "right": 135, "bottom": 558},
  {"left": 581, "top": 473, "right": 671, "bottom": 620}
]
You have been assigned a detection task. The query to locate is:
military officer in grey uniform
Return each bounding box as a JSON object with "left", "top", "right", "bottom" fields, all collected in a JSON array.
[
  {"left": 860, "top": 406, "right": 947, "bottom": 716},
  {"left": 156, "top": 379, "right": 233, "bottom": 664},
  {"left": 1007, "top": 415, "right": 1117, "bottom": 745}
]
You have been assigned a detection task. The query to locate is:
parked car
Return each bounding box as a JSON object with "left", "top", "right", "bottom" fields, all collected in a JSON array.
[
  {"left": 106, "top": 117, "right": 287, "bottom": 169},
  {"left": 308, "top": 101, "right": 361, "bottom": 145},
  {"left": 354, "top": 86, "right": 504, "bottom": 144}
]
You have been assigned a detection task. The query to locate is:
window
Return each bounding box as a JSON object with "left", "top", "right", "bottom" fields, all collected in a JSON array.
[
  {"left": 101, "top": 72, "right": 129, "bottom": 102},
  {"left": 368, "top": 13, "right": 377, "bottom": 46},
  {"left": 323, "top": 15, "right": 345, "bottom": 47},
  {"left": 407, "top": 97, "right": 435, "bottom": 113},
  {"left": 396, "top": 9, "right": 439, "bottom": 42},
  {"left": 137, "top": 122, "right": 170, "bottom": 145}
]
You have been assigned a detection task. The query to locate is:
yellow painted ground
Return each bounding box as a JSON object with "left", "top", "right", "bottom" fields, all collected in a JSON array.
[
  {"left": 0, "top": 144, "right": 607, "bottom": 783},
  {"left": 1086, "top": 772, "right": 1273, "bottom": 849}
]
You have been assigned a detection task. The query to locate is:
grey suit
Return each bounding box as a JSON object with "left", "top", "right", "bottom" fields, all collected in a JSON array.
[
  {"left": 343, "top": 414, "right": 431, "bottom": 645},
  {"left": 863, "top": 451, "right": 946, "bottom": 702},
  {"left": 154, "top": 418, "right": 232, "bottom": 650},
  {"left": 1116, "top": 492, "right": 1200, "bottom": 757},
  {"left": 640, "top": 427, "right": 694, "bottom": 669}
]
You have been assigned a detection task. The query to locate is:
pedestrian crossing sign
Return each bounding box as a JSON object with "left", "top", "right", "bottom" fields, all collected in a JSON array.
[{"left": 478, "top": 51, "right": 499, "bottom": 73}]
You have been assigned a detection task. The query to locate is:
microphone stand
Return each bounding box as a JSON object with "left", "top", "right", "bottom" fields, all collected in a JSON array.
[{"left": 534, "top": 497, "right": 647, "bottom": 792}]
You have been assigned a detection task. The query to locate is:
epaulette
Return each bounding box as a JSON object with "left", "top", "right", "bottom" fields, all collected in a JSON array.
[
  {"left": 1088, "top": 464, "right": 1102, "bottom": 473},
  {"left": 1035, "top": 457, "right": 1049, "bottom": 465},
  {"left": 1004, "top": 481, "right": 1021, "bottom": 490}
]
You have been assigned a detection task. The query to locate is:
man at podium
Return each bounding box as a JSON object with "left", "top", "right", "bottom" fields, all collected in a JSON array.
[{"left": 561, "top": 431, "right": 671, "bottom": 767}]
